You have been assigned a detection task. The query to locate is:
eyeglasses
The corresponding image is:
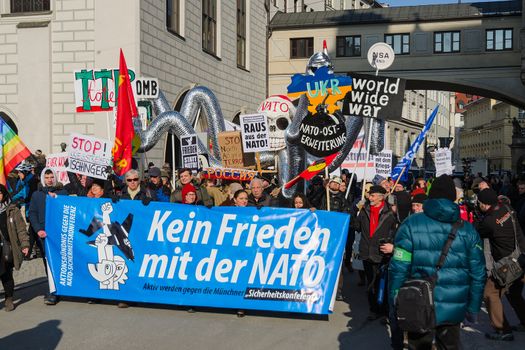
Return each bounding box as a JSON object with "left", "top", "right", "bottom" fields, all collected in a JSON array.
[{"left": 127, "top": 178, "right": 140, "bottom": 182}]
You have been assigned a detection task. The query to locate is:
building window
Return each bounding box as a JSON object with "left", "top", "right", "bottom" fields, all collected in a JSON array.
[
  {"left": 10, "top": 0, "right": 49, "bottom": 13},
  {"left": 202, "top": 0, "right": 217, "bottom": 55},
  {"left": 336, "top": 35, "right": 361, "bottom": 57},
  {"left": 236, "top": 0, "right": 246, "bottom": 68},
  {"left": 167, "top": 0, "right": 180, "bottom": 35},
  {"left": 486, "top": 29, "right": 513, "bottom": 51},
  {"left": 290, "top": 38, "right": 313, "bottom": 59},
  {"left": 385, "top": 34, "right": 409, "bottom": 55},
  {"left": 434, "top": 31, "right": 460, "bottom": 53}
]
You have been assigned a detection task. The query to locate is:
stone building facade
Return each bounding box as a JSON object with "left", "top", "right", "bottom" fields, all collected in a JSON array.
[
  {"left": 460, "top": 98, "right": 523, "bottom": 172},
  {"left": 0, "top": 0, "right": 267, "bottom": 167}
]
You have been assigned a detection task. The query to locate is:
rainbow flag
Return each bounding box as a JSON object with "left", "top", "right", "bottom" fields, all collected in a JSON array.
[{"left": 0, "top": 119, "right": 32, "bottom": 185}]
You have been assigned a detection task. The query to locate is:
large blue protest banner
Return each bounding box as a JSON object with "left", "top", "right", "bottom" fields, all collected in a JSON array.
[{"left": 44, "top": 196, "right": 350, "bottom": 314}]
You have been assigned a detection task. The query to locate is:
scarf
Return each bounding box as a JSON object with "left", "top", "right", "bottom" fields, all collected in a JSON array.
[
  {"left": 369, "top": 201, "right": 385, "bottom": 238},
  {"left": 127, "top": 185, "right": 141, "bottom": 200}
]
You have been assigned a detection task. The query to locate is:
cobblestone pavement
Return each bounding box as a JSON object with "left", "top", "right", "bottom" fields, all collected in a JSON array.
[{"left": 1, "top": 260, "right": 524, "bottom": 350}]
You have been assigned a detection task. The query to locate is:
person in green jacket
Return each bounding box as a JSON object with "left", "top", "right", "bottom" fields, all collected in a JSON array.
[{"left": 389, "top": 174, "right": 486, "bottom": 349}]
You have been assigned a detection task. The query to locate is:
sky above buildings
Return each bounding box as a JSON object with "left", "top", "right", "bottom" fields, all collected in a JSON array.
[{"left": 385, "top": 0, "right": 506, "bottom": 6}]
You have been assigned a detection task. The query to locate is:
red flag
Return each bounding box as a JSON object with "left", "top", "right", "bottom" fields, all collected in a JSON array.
[
  {"left": 112, "top": 49, "right": 138, "bottom": 176},
  {"left": 284, "top": 152, "right": 339, "bottom": 189}
]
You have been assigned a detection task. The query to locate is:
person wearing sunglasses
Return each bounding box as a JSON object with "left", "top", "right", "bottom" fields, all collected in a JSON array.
[{"left": 119, "top": 169, "right": 157, "bottom": 204}]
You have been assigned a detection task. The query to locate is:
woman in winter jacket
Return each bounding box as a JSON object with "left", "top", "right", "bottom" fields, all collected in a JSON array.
[{"left": 0, "top": 184, "right": 30, "bottom": 312}]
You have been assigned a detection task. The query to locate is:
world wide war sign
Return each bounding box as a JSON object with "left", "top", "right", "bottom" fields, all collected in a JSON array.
[{"left": 343, "top": 73, "right": 406, "bottom": 121}]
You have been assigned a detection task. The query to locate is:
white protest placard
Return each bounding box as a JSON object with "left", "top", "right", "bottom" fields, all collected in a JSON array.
[
  {"left": 180, "top": 134, "right": 199, "bottom": 169},
  {"left": 46, "top": 152, "right": 70, "bottom": 185},
  {"left": 341, "top": 131, "right": 376, "bottom": 181},
  {"left": 73, "top": 68, "right": 136, "bottom": 113},
  {"left": 67, "top": 133, "right": 112, "bottom": 179},
  {"left": 135, "top": 78, "right": 159, "bottom": 99},
  {"left": 435, "top": 148, "right": 454, "bottom": 177},
  {"left": 239, "top": 113, "right": 270, "bottom": 153},
  {"left": 374, "top": 150, "right": 392, "bottom": 178}
]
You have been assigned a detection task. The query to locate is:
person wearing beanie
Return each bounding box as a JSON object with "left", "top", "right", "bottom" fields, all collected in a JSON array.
[
  {"left": 392, "top": 182, "right": 411, "bottom": 222},
  {"left": 351, "top": 181, "right": 397, "bottom": 320},
  {"left": 411, "top": 193, "right": 427, "bottom": 214},
  {"left": 146, "top": 167, "right": 170, "bottom": 202},
  {"left": 389, "top": 174, "right": 486, "bottom": 349},
  {"left": 181, "top": 183, "right": 201, "bottom": 205},
  {"left": 428, "top": 174, "right": 457, "bottom": 202},
  {"left": 474, "top": 188, "right": 525, "bottom": 341},
  {"left": 320, "top": 176, "right": 348, "bottom": 213}
]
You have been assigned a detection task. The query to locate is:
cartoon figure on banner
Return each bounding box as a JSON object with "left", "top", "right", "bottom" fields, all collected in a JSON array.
[{"left": 80, "top": 202, "right": 134, "bottom": 290}]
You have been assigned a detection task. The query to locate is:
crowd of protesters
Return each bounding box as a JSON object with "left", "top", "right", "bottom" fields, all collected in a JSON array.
[{"left": 1, "top": 150, "right": 525, "bottom": 349}]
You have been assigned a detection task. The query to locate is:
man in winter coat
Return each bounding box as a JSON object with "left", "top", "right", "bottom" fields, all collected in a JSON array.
[
  {"left": 352, "top": 185, "right": 398, "bottom": 319},
  {"left": 119, "top": 169, "right": 157, "bottom": 204},
  {"left": 170, "top": 168, "right": 212, "bottom": 206},
  {"left": 28, "top": 168, "right": 68, "bottom": 305},
  {"left": 247, "top": 178, "right": 277, "bottom": 208},
  {"left": 320, "top": 176, "right": 349, "bottom": 213},
  {"left": 145, "top": 167, "right": 170, "bottom": 202},
  {"left": 475, "top": 188, "right": 525, "bottom": 341},
  {"left": 389, "top": 174, "right": 486, "bottom": 349}
]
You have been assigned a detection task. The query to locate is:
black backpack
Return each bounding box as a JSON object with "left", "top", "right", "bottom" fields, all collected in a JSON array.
[{"left": 395, "top": 220, "right": 463, "bottom": 333}]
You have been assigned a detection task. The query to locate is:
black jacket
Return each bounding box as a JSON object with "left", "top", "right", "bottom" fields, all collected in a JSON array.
[
  {"left": 247, "top": 192, "right": 277, "bottom": 208},
  {"left": 120, "top": 185, "right": 157, "bottom": 201},
  {"left": 320, "top": 191, "right": 350, "bottom": 213},
  {"left": 475, "top": 205, "right": 525, "bottom": 261},
  {"left": 352, "top": 202, "right": 398, "bottom": 263}
]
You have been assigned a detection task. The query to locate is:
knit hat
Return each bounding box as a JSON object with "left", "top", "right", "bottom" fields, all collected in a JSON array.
[
  {"left": 329, "top": 176, "right": 342, "bottom": 185},
  {"left": 412, "top": 193, "right": 428, "bottom": 204},
  {"left": 148, "top": 167, "right": 161, "bottom": 177},
  {"left": 478, "top": 188, "right": 498, "bottom": 205},
  {"left": 228, "top": 182, "right": 244, "bottom": 199},
  {"left": 182, "top": 183, "right": 197, "bottom": 203},
  {"left": 372, "top": 175, "right": 386, "bottom": 186},
  {"left": 369, "top": 185, "right": 387, "bottom": 195},
  {"left": 428, "top": 175, "right": 456, "bottom": 202}
]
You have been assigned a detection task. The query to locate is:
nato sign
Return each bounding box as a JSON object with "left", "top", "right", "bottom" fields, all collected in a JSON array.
[{"left": 342, "top": 73, "right": 406, "bottom": 121}]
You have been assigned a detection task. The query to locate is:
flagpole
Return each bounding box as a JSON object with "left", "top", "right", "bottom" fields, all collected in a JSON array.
[
  {"left": 106, "top": 111, "right": 111, "bottom": 140},
  {"left": 361, "top": 118, "right": 374, "bottom": 201},
  {"left": 360, "top": 66, "right": 381, "bottom": 201},
  {"left": 325, "top": 167, "right": 331, "bottom": 211},
  {"left": 345, "top": 126, "right": 365, "bottom": 200},
  {"left": 391, "top": 166, "right": 407, "bottom": 194},
  {"left": 171, "top": 133, "right": 176, "bottom": 188}
]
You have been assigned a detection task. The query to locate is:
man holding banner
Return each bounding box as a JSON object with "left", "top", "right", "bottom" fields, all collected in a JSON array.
[
  {"left": 28, "top": 168, "right": 68, "bottom": 305},
  {"left": 352, "top": 185, "right": 398, "bottom": 320}
]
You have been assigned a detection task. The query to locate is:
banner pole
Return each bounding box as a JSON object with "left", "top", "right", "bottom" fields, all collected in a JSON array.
[
  {"left": 106, "top": 112, "right": 111, "bottom": 140},
  {"left": 345, "top": 127, "right": 365, "bottom": 200},
  {"left": 256, "top": 152, "right": 262, "bottom": 174},
  {"left": 325, "top": 167, "right": 331, "bottom": 211},
  {"left": 391, "top": 166, "right": 407, "bottom": 194},
  {"left": 171, "top": 133, "right": 176, "bottom": 188},
  {"left": 361, "top": 119, "right": 374, "bottom": 201}
]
